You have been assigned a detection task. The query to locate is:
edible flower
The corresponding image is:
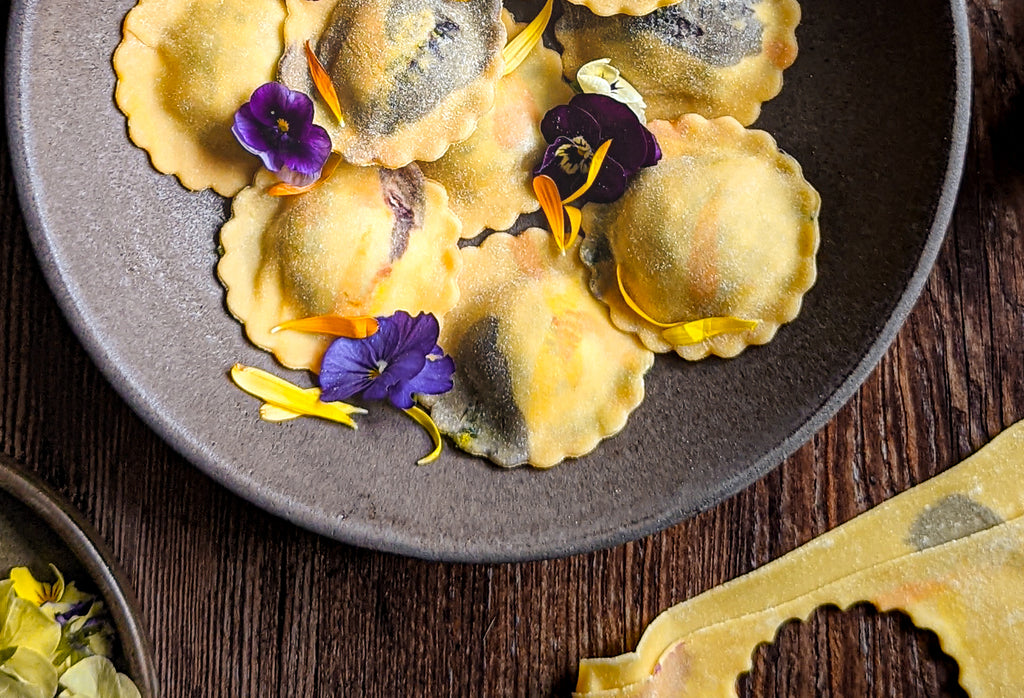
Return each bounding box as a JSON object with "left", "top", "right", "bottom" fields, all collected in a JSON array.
[
  {"left": 616, "top": 265, "right": 759, "bottom": 344},
  {"left": 232, "top": 82, "right": 332, "bottom": 186},
  {"left": 534, "top": 93, "right": 661, "bottom": 205},
  {"left": 319, "top": 311, "right": 455, "bottom": 465},
  {"left": 319, "top": 311, "right": 454, "bottom": 411},
  {"left": 576, "top": 58, "right": 647, "bottom": 122},
  {"left": 10, "top": 565, "right": 65, "bottom": 606}
]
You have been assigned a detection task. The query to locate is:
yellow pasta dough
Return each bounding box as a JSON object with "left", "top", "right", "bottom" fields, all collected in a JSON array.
[
  {"left": 419, "top": 11, "right": 574, "bottom": 237},
  {"left": 557, "top": 0, "right": 800, "bottom": 126},
  {"left": 278, "top": 0, "right": 505, "bottom": 168},
  {"left": 575, "top": 420, "right": 1024, "bottom": 697},
  {"left": 424, "top": 229, "right": 654, "bottom": 468},
  {"left": 580, "top": 115, "right": 820, "bottom": 359},
  {"left": 217, "top": 165, "right": 462, "bottom": 370},
  {"left": 113, "top": 0, "right": 286, "bottom": 196}
]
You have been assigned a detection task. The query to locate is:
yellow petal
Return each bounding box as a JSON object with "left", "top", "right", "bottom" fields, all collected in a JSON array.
[
  {"left": 271, "top": 313, "right": 378, "bottom": 338},
  {"left": 10, "top": 568, "right": 45, "bottom": 605},
  {"left": 267, "top": 152, "right": 342, "bottom": 197},
  {"left": 9, "top": 565, "right": 63, "bottom": 606},
  {"left": 562, "top": 139, "right": 612, "bottom": 205},
  {"left": 662, "top": 317, "right": 759, "bottom": 345},
  {"left": 501, "top": 0, "right": 553, "bottom": 76},
  {"left": 305, "top": 41, "right": 344, "bottom": 124},
  {"left": 259, "top": 402, "right": 305, "bottom": 422},
  {"left": 230, "top": 364, "right": 365, "bottom": 427},
  {"left": 533, "top": 174, "right": 567, "bottom": 253},
  {"left": 616, "top": 265, "right": 759, "bottom": 342},
  {"left": 404, "top": 406, "right": 443, "bottom": 465},
  {"left": 616, "top": 263, "right": 675, "bottom": 328},
  {"left": 564, "top": 205, "right": 583, "bottom": 250}
]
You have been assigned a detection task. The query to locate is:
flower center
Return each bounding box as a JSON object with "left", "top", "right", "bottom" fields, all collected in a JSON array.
[
  {"left": 369, "top": 359, "right": 388, "bottom": 379},
  {"left": 277, "top": 117, "right": 290, "bottom": 133},
  {"left": 555, "top": 136, "right": 594, "bottom": 176}
]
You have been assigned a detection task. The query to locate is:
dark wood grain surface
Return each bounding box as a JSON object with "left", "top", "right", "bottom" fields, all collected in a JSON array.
[{"left": 1, "top": 1, "right": 1021, "bottom": 696}]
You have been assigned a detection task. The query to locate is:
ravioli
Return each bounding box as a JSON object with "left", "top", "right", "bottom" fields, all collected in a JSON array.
[
  {"left": 580, "top": 115, "right": 820, "bottom": 360},
  {"left": 419, "top": 11, "right": 574, "bottom": 238},
  {"left": 113, "top": 0, "right": 286, "bottom": 196},
  {"left": 556, "top": 0, "right": 800, "bottom": 126},
  {"left": 424, "top": 229, "right": 654, "bottom": 468},
  {"left": 217, "top": 165, "right": 462, "bottom": 370},
  {"left": 278, "top": 0, "right": 505, "bottom": 168}
]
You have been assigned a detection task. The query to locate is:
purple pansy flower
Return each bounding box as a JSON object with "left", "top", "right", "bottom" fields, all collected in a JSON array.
[
  {"left": 319, "top": 311, "right": 455, "bottom": 410},
  {"left": 535, "top": 93, "right": 661, "bottom": 204},
  {"left": 232, "top": 82, "right": 332, "bottom": 185}
]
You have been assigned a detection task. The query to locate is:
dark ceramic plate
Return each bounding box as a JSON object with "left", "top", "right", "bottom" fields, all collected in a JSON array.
[
  {"left": 6, "top": 0, "right": 969, "bottom": 562},
  {"left": 0, "top": 453, "right": 158, "bottom": 696}
]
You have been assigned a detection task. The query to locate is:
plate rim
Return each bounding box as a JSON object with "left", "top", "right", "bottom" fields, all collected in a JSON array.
[
  {"left": 0, "top": 453, "right": 160, "bottom": 696},
  {"left": 4, "top": 0, "right": 973, "bottom": 563}
]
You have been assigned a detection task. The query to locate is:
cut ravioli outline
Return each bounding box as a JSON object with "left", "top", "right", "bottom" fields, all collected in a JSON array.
[{"left": 113, "top": 0, "right": 286, "bottom": 196}]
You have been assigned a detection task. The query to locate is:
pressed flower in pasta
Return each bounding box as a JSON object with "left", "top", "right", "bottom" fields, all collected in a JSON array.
[
  {"left": 534, "top": 93, "right": 660, "bottom": 204},
  {"left": 231, "top": 82, "right": 332, "bottom": 186},
  {"left": 319, "top": 311, "right": 455, "bottom": 464},
  {"left": 576, "top": 58, "right": 647, "bottom": 122}
]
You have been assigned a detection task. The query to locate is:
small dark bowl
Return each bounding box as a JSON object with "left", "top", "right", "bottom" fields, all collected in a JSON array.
[{"left": 0, "top": 453, "right": 159, "bottom": 697}]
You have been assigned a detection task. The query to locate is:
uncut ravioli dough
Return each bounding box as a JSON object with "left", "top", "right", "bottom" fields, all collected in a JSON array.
[
  {"left": 581, "top": 115, "right": 820, "bottom": 359},
  {"left": 419, "top": 11, "right": 574, "bottom": 237},
  {"left": 557, "top": 0, "right": 800, "bottom": 126},
  {"left": 425, "top": 229, "right": 653, "bottom": 468},
  {"left": 113, "top": 0, "right": 285, "bottom": 196},
  {"left": 279, "top": 0, "right": 505, "bottom": 167},
  {"left": 218, "top": 165, "right": 462, "bottom": 370},
  {"left": 574, "top": 420, "right": 1024, "bottom": 697}
]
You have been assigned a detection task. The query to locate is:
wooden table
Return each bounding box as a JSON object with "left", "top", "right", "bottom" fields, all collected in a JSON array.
[{"left": 1, "top": 1, "right": 1020, "bottom": 696}]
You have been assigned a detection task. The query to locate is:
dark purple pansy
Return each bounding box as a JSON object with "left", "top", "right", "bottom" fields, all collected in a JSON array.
[
  {"left": 319, "top": 311, "right": 455, "bottom": 410},
  {"left": 232, "top": 82, "right": 332, "bottom": 185},
  {"left": 535, "top": 93, "right": 661, "bottom": 204}
]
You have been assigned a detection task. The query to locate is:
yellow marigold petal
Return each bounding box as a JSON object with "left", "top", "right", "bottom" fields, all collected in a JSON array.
[
  {"left": 271, "top": 313, "right": 378, "bottom": 338},
  {"left": 533, "top": 174, "right": 567, "bottom": 253},
  {"left": 230, "top": 364, "right": 365, "bottom": 427},
  {"left": 616, "top": 265, "right": 759, "bottom": 342},
  {"left": 564, "top": 205, "right": 583, "bottom": 250},
  {"left": 305, "top": 41, "right": 344, "bottom": 124},
  {"left": 501, "top": 0, "right": 553, "bottom": 76},
  {"left": 662, "top": 317, "right": 760, "bottom": 345},
  {"left": 404, "top": 406, "right": 443, "bottom": 465},
  {"left": 563, "top": 139, "right": 612, "bottom": 205},
  {"left": 267, "top": 152, "right": 342, "bottom": 197},
  {"left": 616, "top": 263, "right": 674, "bottom": 327}
]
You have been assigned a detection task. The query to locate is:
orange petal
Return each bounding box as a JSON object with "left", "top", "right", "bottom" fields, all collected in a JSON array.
[
  {"left": 271, "top": 314, "right": 378, "bottom": 338},
  {"left": 305, "top": 41, "right": 344, "bottom": 124},
  {"left": 268, "top": 152, "right": 342, "bottom": 196},
  {"left": 533, "top": 174, "right": 567, "bottom": 253}
]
